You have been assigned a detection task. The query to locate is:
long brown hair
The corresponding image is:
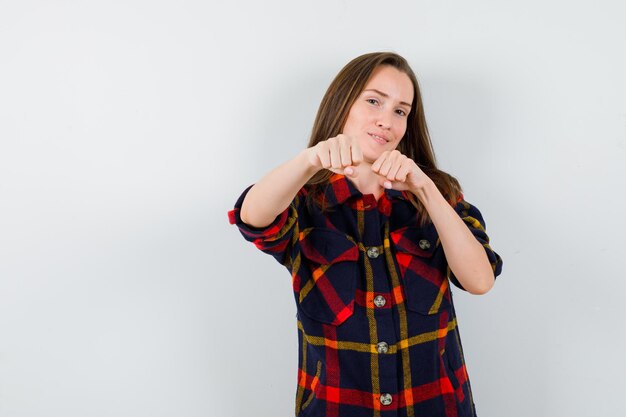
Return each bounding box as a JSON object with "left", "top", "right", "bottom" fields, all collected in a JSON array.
[{"left": 304, "top": 51, "right": 462, "bottom": 226}]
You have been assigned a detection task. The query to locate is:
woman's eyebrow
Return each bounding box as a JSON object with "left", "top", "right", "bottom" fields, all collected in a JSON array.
[{"left": 363, "top": 89, "right": 412, "bottom": 108}]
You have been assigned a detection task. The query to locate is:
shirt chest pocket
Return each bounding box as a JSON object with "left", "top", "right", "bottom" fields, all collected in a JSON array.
[
  {"left": 296, "top": 227, "right": 359, "bottom": 326},
  {"left": 390, "top": 226, "right": 451, "bottom": 315}
]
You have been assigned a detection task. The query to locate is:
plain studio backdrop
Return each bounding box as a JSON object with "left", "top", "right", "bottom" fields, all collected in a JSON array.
[{"left": 1, "top": 0, "right": 625, "bottom": 416}]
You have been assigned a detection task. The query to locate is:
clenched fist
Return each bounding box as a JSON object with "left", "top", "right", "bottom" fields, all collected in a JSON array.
[
  {"left": 305, "top": 136, "right": 432, "bottom": 194},
  {"left": 305, "top": 134, "right": 363, "bottom": 177},
  {"left": 371, "top": 149, "right": 431, "bottom": 192}
]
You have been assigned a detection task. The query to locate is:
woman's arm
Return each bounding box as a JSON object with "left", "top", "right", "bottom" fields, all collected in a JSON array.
[
  {"left": 412, "top": 180, "right": 495, "bottom": 295},
  {"left": 240, "top": 149, "right": 318, "bottom": 228},
  {"left": 369, "top": 149, "right": 496, "bottom": 295},
  {"left": 240, "top": 134, "right": 362, "bottom": 228}
]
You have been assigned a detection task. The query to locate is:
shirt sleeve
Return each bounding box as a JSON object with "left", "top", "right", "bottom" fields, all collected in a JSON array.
[
  {"left": 227, "top": 184, "right": 302, "bottom": 268},
  {"left": 447, "top": 195, "right": 503, "bottom": 291}
]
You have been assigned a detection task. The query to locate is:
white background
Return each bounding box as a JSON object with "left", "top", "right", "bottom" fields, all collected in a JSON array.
[{"left": 1, "top": 1, "right": 625, "bottom": 416}]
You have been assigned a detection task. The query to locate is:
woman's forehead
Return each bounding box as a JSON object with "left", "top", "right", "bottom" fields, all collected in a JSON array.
[{"left": 363, "top": 66, "right": 414, "bottom": 105}]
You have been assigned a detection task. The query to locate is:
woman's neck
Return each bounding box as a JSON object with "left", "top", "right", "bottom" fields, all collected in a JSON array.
[{"left": 347, "top": 163, "right": 384, "bottom": 200}]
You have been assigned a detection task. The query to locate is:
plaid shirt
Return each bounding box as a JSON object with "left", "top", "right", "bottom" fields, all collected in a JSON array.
[{"left": 228, "top": 173, "right": 503, "bottom": 417}]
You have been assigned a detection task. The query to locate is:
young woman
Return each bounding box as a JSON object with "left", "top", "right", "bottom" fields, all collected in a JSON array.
[{"left": 228, "top": 52, "right": 503, "bottom": 417}]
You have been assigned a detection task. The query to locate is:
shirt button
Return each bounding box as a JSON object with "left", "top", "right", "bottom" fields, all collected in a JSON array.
[
  {"left": 419, "top": 239, "right": 431, "bottom": 250},
  {"left": 380, "top": 393, "right": 393, "bottom": 406},
  {"left": 366, "top": 247, "right": 380, "bottom": 258},
  {"left": 373, "top": 295, "right": 386, "bottom": 308},
  {"left": 377, "top": 342, "right": 389, "bottom": 354}
]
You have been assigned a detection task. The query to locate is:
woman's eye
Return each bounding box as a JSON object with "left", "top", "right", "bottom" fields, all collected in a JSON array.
[
  {"left": 396, "top": 109, "right": 407, "bottom": 116},
  {"left": 366, "top": 98, "right": 379, "bottom": 105}
]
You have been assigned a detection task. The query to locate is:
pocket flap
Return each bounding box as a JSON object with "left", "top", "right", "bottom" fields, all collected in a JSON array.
[
  {"left": 390, "top": 226, "right": 437, "bottom": 258},
  {"left": 299, "top": 228, "right": 359, "bottom": 264}
]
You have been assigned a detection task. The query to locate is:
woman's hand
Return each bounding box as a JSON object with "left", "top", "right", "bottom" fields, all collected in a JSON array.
[
  {"left": 305, "top": 134, "right": 363, "bottom": 177},
  {"left": 371, "top": 149, "right": 432, "bottom": 193}
]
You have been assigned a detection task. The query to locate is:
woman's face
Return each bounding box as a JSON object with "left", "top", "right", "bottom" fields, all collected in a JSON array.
[{"left": 342, "top": 65, "right": 414, "bottom": 164}]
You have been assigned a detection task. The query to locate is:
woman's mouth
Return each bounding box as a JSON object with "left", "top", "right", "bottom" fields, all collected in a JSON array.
[{"left": 368, "top": 133, "right": 389, "bottom": 145}]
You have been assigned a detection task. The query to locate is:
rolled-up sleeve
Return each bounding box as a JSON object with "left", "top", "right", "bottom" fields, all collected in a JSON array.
[
  {"left": 228, "top": 184, "right": 302, "bottom": 267},
  {"left": 448, "top": 197, "right": 503, "bottom": 291}
]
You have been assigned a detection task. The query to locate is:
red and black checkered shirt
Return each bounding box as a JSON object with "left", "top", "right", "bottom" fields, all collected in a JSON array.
[{"left": 228, "top": 173, "right": 503, "bottom": 417}]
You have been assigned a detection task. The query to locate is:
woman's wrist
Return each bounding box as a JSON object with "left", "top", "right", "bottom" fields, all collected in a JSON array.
[
  {"left": 297, "top": 147, "right": 322, "bottom": 177},
  {"left": 409, "top": 178, "right": 444, "bottom": 209}
]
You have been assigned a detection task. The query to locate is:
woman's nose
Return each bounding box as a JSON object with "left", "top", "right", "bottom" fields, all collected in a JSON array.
[{"left": 377, "top": 113, "right": 392, "bottom": 129}]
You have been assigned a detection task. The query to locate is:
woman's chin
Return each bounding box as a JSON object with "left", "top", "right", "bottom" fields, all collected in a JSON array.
[{"left": 362, "top": 150, "right": 381, "bottom": 165}]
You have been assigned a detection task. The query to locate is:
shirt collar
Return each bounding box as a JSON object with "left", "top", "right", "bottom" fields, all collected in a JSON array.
[{"left": 316, "top": 172, "right": 409, "bottom": 207}]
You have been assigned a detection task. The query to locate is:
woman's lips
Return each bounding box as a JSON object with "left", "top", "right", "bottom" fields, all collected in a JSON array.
[{"left": 368, "top": 133, "right": 389, "bottom": 145}]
